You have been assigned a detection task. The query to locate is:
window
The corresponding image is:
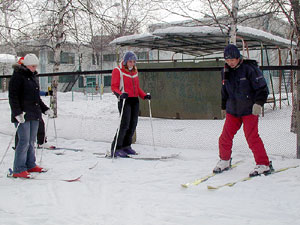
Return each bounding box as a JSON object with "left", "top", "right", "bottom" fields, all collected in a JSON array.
[
  {"left": 61, "top": 52, "right": 75, "bottom": 64},
  {"left": 103, "top": 54, "right": 118, "bottom": 62},
  {"left": 78, "top": 76, "right": 84, "bottom": 88},
  {"left": 86, "top": 76, "right": 96, "bottom": 87},
  {"left": 48, "top": 51, "right": 75, "bottom": 64},
  {"left": 104, "top": 75, "right": 111, "bottom": 87}
]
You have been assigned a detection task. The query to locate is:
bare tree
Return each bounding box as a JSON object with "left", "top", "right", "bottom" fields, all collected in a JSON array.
[
  {"left": 269, "top": 0, "right": 300, "bottom": 157},
  {"left": 52, "top": 0, "right": 67, "bottom": 117},
  {"left": 153, "top": 0, "right": 281, "bottom": 39},
  {"left": 0, "top": 0, "right": 23, "bottom": 91},
  {"left": 0, "top": 0, "right": 160, "bottom": 109}
]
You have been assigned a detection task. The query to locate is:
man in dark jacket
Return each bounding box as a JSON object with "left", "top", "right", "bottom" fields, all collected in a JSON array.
[
  {"left": 9, "top": 53, "right": 53, "bottom": 178},
  {"left": 213, "top": 44, "right": 271, "bottom": 177}
]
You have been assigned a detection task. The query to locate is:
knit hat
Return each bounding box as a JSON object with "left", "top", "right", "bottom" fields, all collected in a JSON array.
[
  {"left": 224, "top": 44, "right": 241, "bottom": 59},
  {"left": 123, "top": 51, "right": 137, "bottom": 65},
  {"left": 23, "top": 53, "right": 39, "bottom": 66}
]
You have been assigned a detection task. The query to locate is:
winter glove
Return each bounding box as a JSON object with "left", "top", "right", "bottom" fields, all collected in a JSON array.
[
  {"left": 144, "top": 94, "right": 151, "bottom": 100},
  {"left": 45, "top": 109, "right": 54, "bottom": 118},
  {"left": 252, "top": 104, "right": 262, "bottom": 115},
  {"left": 45, "top": 90, "right": 53, "bottom": 96},
  {"left": 119, "top": 93, "right": 128, "bottom": 100},
  {"left": 15, "top": 112, "right": 25, "bottom": 123}
]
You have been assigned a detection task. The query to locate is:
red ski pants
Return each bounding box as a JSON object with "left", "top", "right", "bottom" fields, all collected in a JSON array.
[{"left": 218, "top": 113, "right": 269, "bottom": 166}]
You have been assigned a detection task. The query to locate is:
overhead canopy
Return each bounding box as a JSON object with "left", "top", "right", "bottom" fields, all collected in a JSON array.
[{"left": 110, "top": 25, "right": 295, "bottom": 57}]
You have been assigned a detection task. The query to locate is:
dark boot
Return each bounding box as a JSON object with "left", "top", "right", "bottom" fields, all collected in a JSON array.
[
  {"left": 112, "top": 149, "right": 128, "bottom": 158},
  {"left": 123, "top": 147, "right": 137, "bottom": 155}
]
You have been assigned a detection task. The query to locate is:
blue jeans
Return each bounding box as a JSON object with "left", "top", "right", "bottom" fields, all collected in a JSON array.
[{"left": 13, "top": 120, "right": 39, "bottom": 173}]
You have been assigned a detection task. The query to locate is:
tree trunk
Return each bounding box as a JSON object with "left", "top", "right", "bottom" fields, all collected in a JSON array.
[
  {"left": 289, "top": 0, "right": 300, "bottom": 158},
  {"left": 51, "top": 0, "right": 66, "bottom": 117},
  {"left": 229, "top": 0, "right": 239, "bottom": 44},
  {"left": 297, "top": 51, "right": 300, "bottom": 158}
]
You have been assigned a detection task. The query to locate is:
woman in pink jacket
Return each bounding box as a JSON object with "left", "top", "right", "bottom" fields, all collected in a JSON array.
[{"left": 110, "top": 51, "right": 151, "bottom": 157}]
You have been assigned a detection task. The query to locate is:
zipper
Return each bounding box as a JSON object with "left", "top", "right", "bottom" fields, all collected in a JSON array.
[{"left": 132, "top": 72, "right": 136, "bottom": 96}]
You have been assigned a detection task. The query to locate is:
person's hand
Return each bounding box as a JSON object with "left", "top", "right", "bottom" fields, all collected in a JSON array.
[
  {"left": 221, "top": 110, "right": 226, "bottom": 118},
  {"left": 144, "top": 94, "right": 151, "bottom": 100},
  {"left": 119, "top": 93, "right": 128, "bottom": 100},
  {"left": 15, "top": 113, "right": 25, "bottom": 123},
  {"left": 46, "top": 90, "right": 53, "bottom": 96},
  {"left": 45, "top": 109, "right": 54, "bottom": 118},
  {"left": 252, "top": 104, "right": 262, "bottom": 115}
]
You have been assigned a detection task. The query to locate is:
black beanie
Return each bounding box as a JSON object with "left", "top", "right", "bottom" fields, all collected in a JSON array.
[{"left": 224, "top": 44, "right": 241, "bottom": 59}]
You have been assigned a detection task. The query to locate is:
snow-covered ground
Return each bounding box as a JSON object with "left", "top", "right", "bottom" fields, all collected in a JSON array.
[{"left": 0, "top": 91, "right": 299, "bottom": 225}]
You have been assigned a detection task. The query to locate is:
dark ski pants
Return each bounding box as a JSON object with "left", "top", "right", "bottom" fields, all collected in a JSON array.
[
  {"left": 111, "top": 97, "right": 139, "bottom": 152},
  {"left": 37, "top": 118, "right": 46, "bottom": 145},
  {"left": 218, "top": 113, "right": 270, "bottom": 166}
]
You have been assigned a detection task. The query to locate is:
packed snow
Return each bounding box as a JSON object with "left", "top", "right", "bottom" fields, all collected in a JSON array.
[
  {"left": 0, "top": 91, "right": 299, "bottom": 225},
  {"left": 111, "top": 25, "right": 295, "bottom": 48}
]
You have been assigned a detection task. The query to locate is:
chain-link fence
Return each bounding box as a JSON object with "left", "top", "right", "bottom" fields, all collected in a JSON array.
[{"left": 0, "top": 68, "right": 297, "bottom": 159}]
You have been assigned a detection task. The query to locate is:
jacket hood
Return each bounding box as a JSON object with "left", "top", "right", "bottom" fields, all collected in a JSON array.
[
  {"left": 119, "top": 61, "right": 137, "bottom": 73},
  {"left": 12, "top": 63, "right": 21, "bottom": 70},
  {"left": 12, "top": 64, "right": 38, "bottom": 77}
]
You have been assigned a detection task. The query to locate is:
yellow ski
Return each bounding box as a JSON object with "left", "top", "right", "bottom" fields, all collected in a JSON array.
[
  {"left": 181, "top": 160, "right": 243, "bottom": 188},
  {"left": 207, "top": 165, "right": 299, "bottom": 190}
]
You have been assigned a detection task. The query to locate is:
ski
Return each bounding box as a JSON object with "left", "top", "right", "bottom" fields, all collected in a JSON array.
[
  {"left": 44, "top": 147, "right": 83, "bottom": 152},
  {"left": 181, "top": 160, "right": 243, "bottom": 188},
  {"left": 33, "top": 175, "right": 82, "bottom": 182},
  {"left": 128, "top": 153, "right": 180, "bottom": 160},
  {"left": 7, "top": 168, "right": 82, "bottom": 182},
  {"left": 28, "top": 175, "right": 82, "bottom": 182},
  {"left": 207, "top": 165, "right": 299, "bottom": 190},
  {"left": 93, "top": 152, "right": 106, "bottom": 156},
  {"left": 88, "top": 161, "right": 99, "bottom": 170},
  {"left": 93, "top": 152, "right": 180, "bottom": 160}
]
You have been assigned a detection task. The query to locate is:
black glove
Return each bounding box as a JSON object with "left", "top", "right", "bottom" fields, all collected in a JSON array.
[
  {"left": 119, "top": 93, "right": 128, "bottom": 100},
  {"left": 46, "top": 90, "right": 53, "bottom": 96},
  {"left": 144, "top": 94, "right": 151, "bottom": 100}
]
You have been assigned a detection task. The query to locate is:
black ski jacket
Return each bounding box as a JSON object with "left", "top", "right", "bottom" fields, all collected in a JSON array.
[
  {"left": 221, "top": 59, "right": 269, "bottom": 117},
  {"left": 9, "top": 64, "right": 49, "bottom": 123}
]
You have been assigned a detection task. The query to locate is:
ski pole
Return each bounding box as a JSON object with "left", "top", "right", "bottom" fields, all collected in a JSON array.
[
  {"left": 39, "top": 116, "right": 50, "bottom": 165},
  {"left": 148, "top": 97, "right": 156, "bottom": 151},
  {"left": 53, "top": 117, "right": 58, "bottom": 148},
  {"left": 112, "top": 98, "right": 126, "bottom": 161},
  {"left": 0, "top": 123, "right": 20, "bottom": 168}
]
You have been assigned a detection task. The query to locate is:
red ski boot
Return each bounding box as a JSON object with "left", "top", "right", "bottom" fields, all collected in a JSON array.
[
  {"left": 13, "top": 171, "right": 31, "bottom": 178},
  {"left": 28, "top": 165, "right": 46, "bottom": 173}
]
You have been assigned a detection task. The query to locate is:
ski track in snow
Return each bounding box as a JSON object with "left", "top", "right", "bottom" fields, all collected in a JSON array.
[{"left": 0, "top": 92, "right": 299, "bottom": 225}]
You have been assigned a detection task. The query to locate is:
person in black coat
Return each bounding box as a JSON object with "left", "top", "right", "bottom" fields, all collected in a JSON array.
[
  {"left": 213, "top": 44, "right": 271, "bottom": 177},
  {"left": 9, "top": 53, "right": 53, "bottom": 178},
  {"left": 13, "top": 57, "right": 55, "bottom": 149}
]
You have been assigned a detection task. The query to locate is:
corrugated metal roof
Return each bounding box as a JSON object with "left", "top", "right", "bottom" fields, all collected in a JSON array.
[{"left": 110, "top": 25, "right": 295, "bottom": 57}]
